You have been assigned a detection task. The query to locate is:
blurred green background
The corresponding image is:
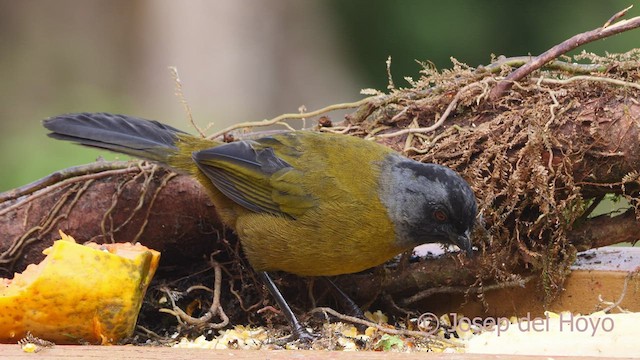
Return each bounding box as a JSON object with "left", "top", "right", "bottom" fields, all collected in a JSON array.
[{"left": 1, "top": 0, "right": 638, "bottom": 191}]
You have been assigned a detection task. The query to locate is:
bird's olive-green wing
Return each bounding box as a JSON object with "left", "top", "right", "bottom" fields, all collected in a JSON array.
[{"left": 192, "top": 137, "right": 316, "bottom": 218}]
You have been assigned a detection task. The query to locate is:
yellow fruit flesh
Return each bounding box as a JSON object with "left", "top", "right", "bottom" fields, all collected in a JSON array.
[{"left": 0, "top": 232, "right": 160, "bottom": 344}]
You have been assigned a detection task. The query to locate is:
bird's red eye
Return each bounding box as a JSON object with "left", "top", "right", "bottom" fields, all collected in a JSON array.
[{"left": 434, "top": 210, "right": 447, "bottom": 222}]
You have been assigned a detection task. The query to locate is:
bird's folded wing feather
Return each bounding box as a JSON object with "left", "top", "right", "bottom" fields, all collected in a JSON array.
[{"left": 192, "top": 138, "right": 316, "bottom": 219}]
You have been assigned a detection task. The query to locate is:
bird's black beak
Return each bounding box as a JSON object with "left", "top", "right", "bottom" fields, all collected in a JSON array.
[{"left": 450, "top": 230, "right": 473, "bottom": 257}]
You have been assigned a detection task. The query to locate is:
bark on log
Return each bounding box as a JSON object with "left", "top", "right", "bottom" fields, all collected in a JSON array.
[{"left": 0, "top": 165, "right": 221, "bottom": 276}]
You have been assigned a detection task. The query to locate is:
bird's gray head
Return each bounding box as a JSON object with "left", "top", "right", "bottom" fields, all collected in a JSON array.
[{"left": 379, "top": 155, "right": 478, "bottom": 256}]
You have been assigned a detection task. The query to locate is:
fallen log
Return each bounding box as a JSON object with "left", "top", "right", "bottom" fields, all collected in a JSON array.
[{"left": 2, "top": 11, "right": 640, "bottom": 336}]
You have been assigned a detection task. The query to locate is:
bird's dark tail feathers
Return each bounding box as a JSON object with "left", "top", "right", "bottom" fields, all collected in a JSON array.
[{"left": 43, "top": 113, "right": 190, "bottom": 164}]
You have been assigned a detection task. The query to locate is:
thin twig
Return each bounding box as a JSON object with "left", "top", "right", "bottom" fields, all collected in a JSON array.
[
  {"left": 533, "top": 75, "right": 640, "bottom": 90},
  {"left": 375, "top": 81, "right": 485, "bottom": 139},
  {"left": 600, "top": 272, "right": 634, "bottom": 313},
  {"left": 318, "top": 124, "right": 359, "bottom": 134},
  {"left": 169, "top": 66, "right": 206, "bottom": 137},
  {"left": 386, "top": 56, "right": 395, "bottom": 91},
  {"left": 208, "top": 96, "right": 380, "bottom": 140},
  {"left": 310, "top": 307, "right": 458, "bottom": 347},
  {"left": 481, "top": 56, "right": 607, "bottom": 74},
  {"left": 401, "top": 275, "right": 535, "bottom": 306},
  {"left": 604, "top": 5, "right": 634, "bottom": 28},
  {"left": 159, "top": 255, "right": 229, "bottom": 329},
  {"left": 132, "top": 170, "right": 177, "bottom": 243},
  {"left": 229, "top": 280, "right": 263, "bottom": 313},
  {"left": 0, "top": 161, "right": 138, "bottom": 204},
  {"left": 136, "top": 325, "right": 172, "bottom": 343},
  {"left": 101, "top": 164, "right": 153, "bottom": 242},
  {"left": 0, "top": 180, "right": 93, "bottom": 270}
]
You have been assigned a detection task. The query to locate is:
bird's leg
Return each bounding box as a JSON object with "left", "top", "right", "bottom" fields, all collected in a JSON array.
[
  {"left": 258, "top": 271, "right": 316, "bottom": 342},
  {"left": 322, "top": 277, "right": 369, "bottom": 332},
  {"left": 322, "top": 277, "right": 365, "bottom": 320}
]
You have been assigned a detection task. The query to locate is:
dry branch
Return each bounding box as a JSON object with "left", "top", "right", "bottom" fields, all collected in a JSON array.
[{"left": 489, "top": 8, "right": 640, "bottom": 100}]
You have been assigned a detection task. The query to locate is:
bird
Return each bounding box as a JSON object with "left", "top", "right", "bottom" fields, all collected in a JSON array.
[{"left": 43, "top": 112, "right": 478, "bottom": 341}]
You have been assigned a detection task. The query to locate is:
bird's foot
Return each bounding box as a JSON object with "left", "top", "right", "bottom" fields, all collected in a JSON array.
[
  {"left": 291, "top": 325, "right": 318, "bottom": 343},
  {"left": 272, "top": 324, "right": 318, "bottom": 347}
]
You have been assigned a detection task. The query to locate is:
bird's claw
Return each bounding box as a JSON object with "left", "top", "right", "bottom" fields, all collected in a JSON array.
[{"left": 291, "top": 324, "right": 318, "bottom": 343}]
